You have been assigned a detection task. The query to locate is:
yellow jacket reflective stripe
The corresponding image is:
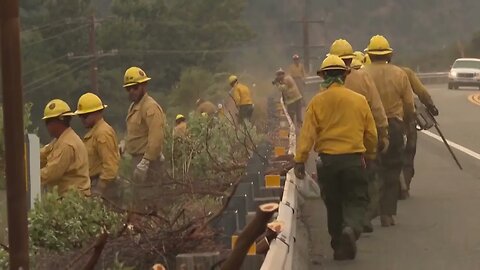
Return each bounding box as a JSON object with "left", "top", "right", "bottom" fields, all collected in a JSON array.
[
  {"left": 231, "top": 83, "right": 253, "bottom": 106},
  {"left": 295, "top": 83, "right": 378, "bottom": 163},
  {"left": 363, "top": 62, "right": 415, "bottom": 121},
  {"left": 83, "top": 118, "right": 120, "bottom": 181},
  {"left": 402, "top": 67, "right": 434, "bottom": 106},
  {"left": 345, "top": 69, "right": 388, "bottom": 128},
  {"left": 41, "top": 127, "right": 91, "bottom": 195},
  {"left": 126, "top": 94, "right": 166, "bottom": 161}
]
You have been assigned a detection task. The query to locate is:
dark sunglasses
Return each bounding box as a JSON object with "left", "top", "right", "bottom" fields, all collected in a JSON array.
[{"left": 125, "top": 84, "right": 140, "bottom": 92}]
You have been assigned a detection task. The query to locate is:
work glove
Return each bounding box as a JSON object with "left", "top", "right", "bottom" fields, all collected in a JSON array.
[
  {"left": 118, "top": 140, "right": 126, "bottom": 156},
  {"left": 378, "top": 136, "right": 390, "bottom": 154},
  {"left": 294, "top": 162, "right": 306, "bottom": 179},
  {"left": 427, "top": 104, "right": 439, "bottom": 116},
  {"left": 133, "top": 158, "right": 150, "bottom": 182},
  {"left": 377, "top": 127, "right": 390, "bottom": 154}
]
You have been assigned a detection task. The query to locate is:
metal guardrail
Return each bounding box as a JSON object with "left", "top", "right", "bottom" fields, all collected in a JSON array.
[
  {"left": 261, "top": 98, "right": 298, "bottom": 270},
  {"left": 304, "top": 72, "right": 449, "bottom": 86}
]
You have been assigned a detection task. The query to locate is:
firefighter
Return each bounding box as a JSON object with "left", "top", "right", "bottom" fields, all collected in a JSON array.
[
  {"left": 123, "top": 66, "right": 165, "bottom": 191},
  {"left": 328, "top": 39, "right": 389, "bottom": 233},
  {"left": 294, "top": 55, "right": 377, "bottom": 260},
  {"left": 353, "top": 51, "right": 366, "bottom": 64},
  {"left": 173, "top": 114, "right": 188, "bottom": 138},
  {"left": 75, "top": 93, "right": 120, "bottom": 197},
  {"left": 364, "top": 35, "right": 415, "bottom": 227},
  {"left": 40, "top": 99, "right": 91, "bottom": 196},
  {"left": 273, "top": 68, "right": 304, "bottom": 126},
  {"left": 287, "top": 54, "right": 307, "bottom": 98},
  {"left": 351, "top": 59, "right": 363, "bottom": 70},
  {"left": 195, "top": 98, "right": 217, "bottom": 116},
  {"left": 228, "top": 75, "right": 254, "bottom": 122},
  {"left": 400, "top": 67, "right": 439, "bottom": 199}
]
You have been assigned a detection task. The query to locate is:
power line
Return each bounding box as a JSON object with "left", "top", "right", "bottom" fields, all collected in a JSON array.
[
  {"left": 21, "top": 17, "right": 84, "bottom": 34},
  {"left": 22, "top": 54, "right": 67, "bottom": 77},
  {"left": 119, "top": 48, "right": 254, "bottom": 55},
  {"left": 23, "top": 58, "right": 90, "bottom": 89},
  {"left": 24, "top": 59, "right": 94, "bottom": 94},
  {"left": 23, "top": 23, "right": 89, "bottom": 47}
]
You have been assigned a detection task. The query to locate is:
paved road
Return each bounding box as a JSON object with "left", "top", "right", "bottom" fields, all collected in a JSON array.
[{"left": 302, "top": 84, "right": 480, "bottom": 270}]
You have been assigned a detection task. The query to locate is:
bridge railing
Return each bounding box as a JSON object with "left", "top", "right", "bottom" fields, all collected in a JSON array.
[{"left": 260, "top": 98, "right": 298, "bottom": 270}]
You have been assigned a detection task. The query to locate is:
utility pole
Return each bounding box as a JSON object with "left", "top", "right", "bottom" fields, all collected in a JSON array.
[
  {"left": 302, "top": 0, "right": 310, "bottom": 70},
  {"left": 89, "top": 15, "right": 99, "bottom": 93},
  {"left": 68, "top": 15, "right": 117, "bottom": 95},
  {"left": 0, "top": 0, "right": 30, "bottom": 269},
  {"left": 290, "top": 0, "right": 325, "bottom": 73}
]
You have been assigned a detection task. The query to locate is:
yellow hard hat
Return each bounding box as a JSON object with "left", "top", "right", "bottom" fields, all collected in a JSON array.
[
  {"left": 75, "top": 93, "right": 107, "bottom": 115},
  {"left": 176, "top": 114, "right": 185, "bottom": 120},
  {"left": 365, "top": 35, "right": 393, "bottom": 55},
  {"left": 327, "top": 39, "right": 354, "bottom": 59},
  {"left": 123, "top": 67, "right": 151, "bottom": 88},
  {"left": 351, "top": 59, "right": 363, "bottom": 69},
  {"left": 353, "top": 51, "right": 365, "bottom": 62},
  {"left": 42, "top": 99, "right": 75, "bottom": 120},
  {"left": 228, "top": 75, "right": 238, "bottom": 84},
  {"left": 319, "top": 55, "right": 347, "bottom": 72}
]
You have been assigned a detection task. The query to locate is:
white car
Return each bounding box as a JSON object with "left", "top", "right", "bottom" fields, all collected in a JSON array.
[{"left": 448, "top": 58, "right": 480, "bottom": 90}]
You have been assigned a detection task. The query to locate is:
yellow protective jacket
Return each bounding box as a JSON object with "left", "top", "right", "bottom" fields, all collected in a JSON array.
[
  {"left": 288, "top": 63, "right": 306, "bottom": 79},
  {"left": 41, "top": 127, "right": 91, "bottom": 195},
  {"left": 295, "top": 83, "right": 378, "bottom": 163},
  {"left": 83, "top": 118, "right": 120, "bottom": 181},
  {"left": 402, "top": 67, "right": 434, "bottom": 106},
  {"left": 173, "top": 122, "right": 188, "bottom": 138},
  {"left": 196, "top": 101, "right": 217, "bottom": 115},
  {"left": 278, "top": 75, "right": 303, "bottom": 105},
  {"left": 231, "top": 83, "right": 253, "bottom": 106},
  {"left": 364, "top": 62, "right": 415, "bottom": 121},
  {"left": 345, "top": 68, "right": 388, "bottom": 128},
  {"left": 126, "top": 94, "right": 166, "bottom": 161}
]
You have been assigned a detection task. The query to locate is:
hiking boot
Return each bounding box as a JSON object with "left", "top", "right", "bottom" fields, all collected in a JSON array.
[
  {"left": 333, "top": 227, "right": 357, "bottom": 260},
  {"left": 381, "top": 215, "right": 395, "bottom": 227},
  {"left": 363, "top": 221, "right": 374, "bottom": 233},
  {"left": 399, "top": 190, "right": 410, "bottom": 200}
]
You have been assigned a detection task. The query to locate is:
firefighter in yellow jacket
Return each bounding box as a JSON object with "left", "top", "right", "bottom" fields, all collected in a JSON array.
[
  {"left": 364, "top": 35, "right": 415, "bottom": 227},
  {"left": 75, "top": 93, "right": 120, "bottom": 197},
  {"left": 328, "top": 39, "right": 389, "bottom": 233},
  {"left": 173, "top": 114, "right": 188, "bottom": 138},
  {"left": 123, "top": 67, "right": 165, "bottom": 185},
  {"left": 401, "top": 67, "right": 439, "bottom": 198},
  {"left": 40, "top": 99, "right": 91, "bottom": 196},
  {"left": 273, "top": 68, "right": 304, "bottom": 126},
  {"left": 294, "top": 55, "right": 377, "bottom": 260},
  {"left": 228, "top": 75, "right": 254, "bottom": 122},
  {"left": 288, "top": 54, "right": 307, "bottom": 97}
]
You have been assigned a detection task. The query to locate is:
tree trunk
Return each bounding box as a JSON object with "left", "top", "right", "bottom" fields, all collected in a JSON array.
[{"left": 220, "top": 203, "right": 279, "bottom": 270}]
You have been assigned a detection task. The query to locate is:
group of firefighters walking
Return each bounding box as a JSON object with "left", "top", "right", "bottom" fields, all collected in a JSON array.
[
  {"left": 294, "top": 35, "right": 439, "bottom": 260},
  {"left": 38, "top": 32, "right": 439, "bottom": 262}
]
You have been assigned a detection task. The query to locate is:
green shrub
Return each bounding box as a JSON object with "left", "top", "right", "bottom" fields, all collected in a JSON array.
[{"left": 29, "top": 188, "right": 125, "bottom": 251}]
